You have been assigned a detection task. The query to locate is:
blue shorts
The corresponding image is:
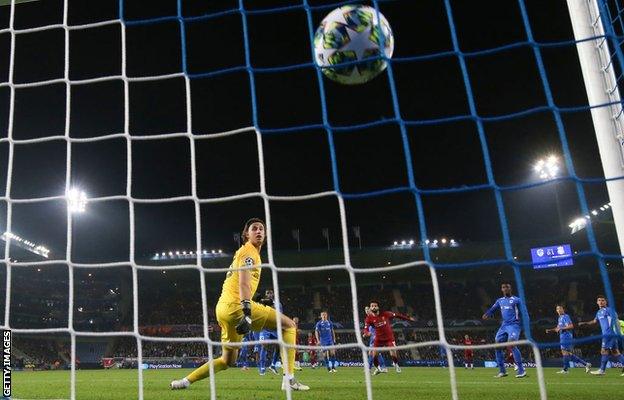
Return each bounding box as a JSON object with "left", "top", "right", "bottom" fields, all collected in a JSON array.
[
  {"left": 259, "top": 330, "right": 278, "bottom": 341},
  {"left": 495, "top": 324, "right": 521, "bottom": 343},
  {"left": 560, "top": 334, "right": 573, "bottom": 351},
  {"left": 601, "top": 336, "right": 618, "bottom": 350},
  {"left": 320, "top": 339, "right": 334, "bottom": 347},
  {"left": 252, "top": 332, "right": 261, "bottom": 352}
]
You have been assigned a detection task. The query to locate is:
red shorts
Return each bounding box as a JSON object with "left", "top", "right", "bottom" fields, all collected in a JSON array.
[
  {"left": 373, "top": 338, "right": 396, "bottom": 348},
  {"left": 464, "top": 351, "right": 473, "bottom": 359}
]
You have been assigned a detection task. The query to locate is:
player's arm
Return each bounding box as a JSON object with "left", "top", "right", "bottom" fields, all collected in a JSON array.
[
  {"left": 331, "top": 323, "right": 337, "bottom": 344},
  {"left": 482, "top": 299, "right": 499, "bottom": 320},
  {"left": 578, "top": 318, "right": 597, "bottom": 326},
  {"left": 545, "top": 325, "right": 559, "bottom": 333},
  {"left": 315, "top": 324, "right": 320, "bottom": 344},
  {"left": 362, "top": 316, "right": 371, "bottom": 337},
  {"left": 235, "top": 264, "right": 253, "bottom": 334},
  {"left": 388, "top": 311, "right": 415, "bottom": 322}
]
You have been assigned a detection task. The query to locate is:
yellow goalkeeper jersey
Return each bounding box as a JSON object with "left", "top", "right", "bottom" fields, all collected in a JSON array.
[{"left": 218, "top": 241, "right": 262, "bottom": 304}]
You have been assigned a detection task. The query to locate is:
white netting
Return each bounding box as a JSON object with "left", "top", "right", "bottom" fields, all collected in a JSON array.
[
  {"left": 0, "top": 1, "right": 545, "bottom": 399},
  {"left": 5, "top": 0, "right": 624, "bottom": 399}
]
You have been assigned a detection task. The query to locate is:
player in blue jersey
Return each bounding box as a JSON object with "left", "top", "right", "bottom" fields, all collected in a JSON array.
[
  {"left": 545, "top": 305, "right": 591, "bottom": 374},
  {"left": 257, "top": 290, "right": 281, "bottom": 375},
  {"left": 364, "top": 306, "right": 387, "bottom": 374},
  {"left": 482, "top": 282, "right": 527, "bottom": 378},
  {"left": 236, "top": 331, "right": 253, "bottom": 370},
  {"left": 578, "top": 295, "right": 624, "bottom": 375},
  {"left": 315, "top": 311, "right": 338, "bottom": 372}
]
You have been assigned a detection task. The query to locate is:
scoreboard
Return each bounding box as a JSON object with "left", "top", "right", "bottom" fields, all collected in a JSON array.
[{"left": 530, "top": 244, "right": 574, "bottom": 269}]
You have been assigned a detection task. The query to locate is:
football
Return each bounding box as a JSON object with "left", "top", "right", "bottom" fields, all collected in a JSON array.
[{"left": 314, "top": 5, "right": 394, "bottom": 85}]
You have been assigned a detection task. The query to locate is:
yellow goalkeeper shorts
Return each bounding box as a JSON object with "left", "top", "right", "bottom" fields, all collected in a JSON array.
[{"left": 216, "top": 300, "right": 275, "bottom": 350}]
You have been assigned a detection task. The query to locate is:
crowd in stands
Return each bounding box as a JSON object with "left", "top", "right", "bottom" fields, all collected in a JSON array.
[
  {"left": 11, "top": 264, "right": 622, "bottom": 369},
  {"left": 13, "top": 337, "right": 70, "bottom": 370}
]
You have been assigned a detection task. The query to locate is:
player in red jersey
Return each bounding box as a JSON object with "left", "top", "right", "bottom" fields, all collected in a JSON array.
[
  {"left": 463, "top": 334, "right": 474, "bottom": 369},
  {"left": 306, "top": 332, "right": 318, "bottom": 368},
  {"left": 363, "top": 300, "right": 414, "bottom": 375}
]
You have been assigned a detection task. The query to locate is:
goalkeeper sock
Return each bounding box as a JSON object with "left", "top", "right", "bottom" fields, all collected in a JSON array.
[
  {"left": 373, "top": 355, "right": 379, "bottom": 368},
  {"left": 281, "top": 326, "right": 296, "bottom": 375},
  {"left": 186, "top": 357, "right": 228, "bottom": 383}
]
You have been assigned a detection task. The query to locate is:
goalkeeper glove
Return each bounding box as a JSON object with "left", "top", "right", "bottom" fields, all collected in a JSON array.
[{"left": 236, "top": 300, "right": 252, "bottom": 335}]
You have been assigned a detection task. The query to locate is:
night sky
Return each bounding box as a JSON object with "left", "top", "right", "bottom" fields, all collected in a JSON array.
[{"left": 0, "top": 0, "right": 617, "bottom": 265}]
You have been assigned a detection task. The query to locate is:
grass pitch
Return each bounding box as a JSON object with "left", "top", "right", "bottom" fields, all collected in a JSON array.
[{"left": 12, "top": 367, "right": 623, "bottom": 400}]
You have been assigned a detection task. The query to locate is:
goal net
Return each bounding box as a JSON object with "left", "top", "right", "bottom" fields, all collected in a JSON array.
[{"left": 2, "top": 0, "right": 623, "bottom": 399}]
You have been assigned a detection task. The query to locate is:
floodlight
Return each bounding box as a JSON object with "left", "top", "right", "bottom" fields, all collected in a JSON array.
[{"left": 67, "top": 188, "right": 87, "bottom": 213}]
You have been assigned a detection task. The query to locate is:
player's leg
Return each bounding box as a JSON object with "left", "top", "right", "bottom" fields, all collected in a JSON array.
[
  {"left": 368, "top": 338, "right": 376, "bottom": 371},
  {"left": 507, "top": 326, "right": 525, "bottom": 377},
  {"left": 615, "top": 348, "right": 624, "bottom": 376},
  {"left": 171, "top": 303, "right": 242, "bottom": 389},
  {"left": 607, "top": 348, "right": 624, "bottom": 375},
  {"left": 609, "top": 348, "right": 624, "bottom": 364},
  {"left": 592, "top": 337, "right": 615, "bottom": 375},
  {"left": 269, "top": 340, "right": 280, "bottom": 374},
  {"left": 389, "top": 348, "right": 401, "bottom": 372},
  {"left": 239, "top": 343, "right": 249, "bottom": 369},
  {"left": 378, "top": 351, "right": 386, "bottom": 370},
  {"left": 494, "top": 328, "right": 508, "bottom": 377},
  {"left": 592, "top": 348, "right": 610, "bottom": 374},
  {"left": 616, "top": 348, "right": 624, "bottom": 376},
  {"left": 370, "top": 349, "right": 383, "bottom": 375},
  {"left": 322, "top": 349, "right": 330, "bottom": 371},
  {"left": 591, "top": 338, "right": 613, "bottom": 375},
  {"left": 294, "top": 345, "right": 302, "bottom": 371},
  {"left": 558, "top": 350, "right": 570, "bottom": 373},
  {"left": 261, "top": 304, "right": 309, "bottom": 391},
  {"left": 330, "top": 349, "right": 337, "bottom": 372},
  {"left": 259, "top": 343, "right": 269, "bottom": 374},
  {"left": 567, "top": 351, "right": 590, "bottom": 372},
  {"left": 172, "top": 345, "right": 238, "bottom": 389}
]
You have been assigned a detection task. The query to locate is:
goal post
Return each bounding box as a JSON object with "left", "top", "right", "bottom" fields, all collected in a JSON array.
[{"left": 567, "top": 0, "right": 624, "bottom": 262}]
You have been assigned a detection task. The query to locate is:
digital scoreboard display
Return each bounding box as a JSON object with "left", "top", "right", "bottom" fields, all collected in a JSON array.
[{"left": 530, "top": 244, "right": 574, "bottom": 269}]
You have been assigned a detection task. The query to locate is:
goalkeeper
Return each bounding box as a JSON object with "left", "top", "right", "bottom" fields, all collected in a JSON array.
[{"left": 171, "top": 218, "right": 309, "bottom": 391}]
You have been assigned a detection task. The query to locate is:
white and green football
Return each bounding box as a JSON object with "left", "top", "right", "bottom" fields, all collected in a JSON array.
[{"left": 314, "top": 5, "right": 394, "bottom": 85}]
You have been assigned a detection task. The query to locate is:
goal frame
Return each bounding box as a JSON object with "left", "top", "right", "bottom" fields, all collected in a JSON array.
[{"left": 567, "top": 0, "right": 624, "bottom": 261}]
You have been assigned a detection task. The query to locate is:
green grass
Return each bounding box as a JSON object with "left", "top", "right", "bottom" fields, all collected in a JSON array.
[{"left": 11, "top": 367, "right": 623, "bottom": 400}]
